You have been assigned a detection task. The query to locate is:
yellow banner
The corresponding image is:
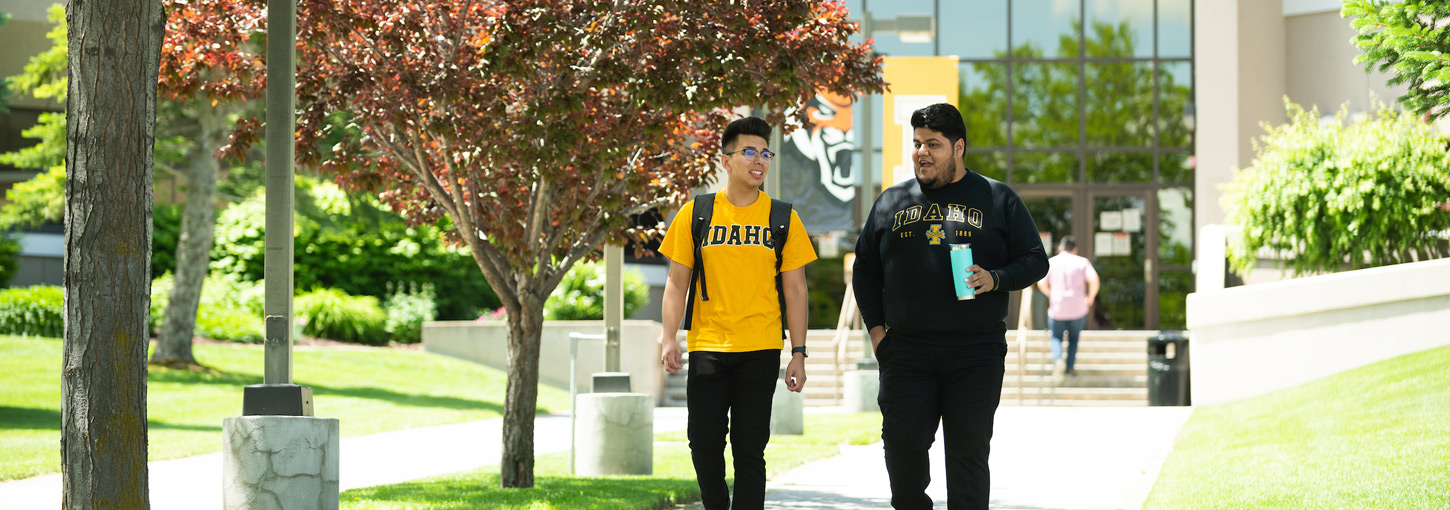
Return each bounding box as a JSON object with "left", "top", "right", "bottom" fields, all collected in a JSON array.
[{"left": 881, "top": 56, "right": 959, "bottom": 194}]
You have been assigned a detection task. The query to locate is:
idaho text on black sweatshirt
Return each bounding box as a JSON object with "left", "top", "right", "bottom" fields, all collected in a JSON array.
[{"left": 853, "top": 170, "right": 1049, "bottom": 345}]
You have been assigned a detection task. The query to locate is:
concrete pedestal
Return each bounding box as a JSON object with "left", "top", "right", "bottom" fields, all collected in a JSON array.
[
  {"left": 770, "top": 379, "right": 804, "bottom": 435},
  {"left": 844, "top": 369, "right": 880, "bottom": 413},
  {"left": 574, "top": 393, "right": 653, "bottom": 476},
  {"left": 223, "top": 416, "right": 339, "bottom": 510}
]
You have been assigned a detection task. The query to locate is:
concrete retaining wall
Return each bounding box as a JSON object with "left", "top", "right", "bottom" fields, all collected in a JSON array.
[
  {"left": 422, "top": 320, "right": 667, "bottom": 405},
  {"left": 1186, "top": 257, "right": 1450, "bottom": 405}
]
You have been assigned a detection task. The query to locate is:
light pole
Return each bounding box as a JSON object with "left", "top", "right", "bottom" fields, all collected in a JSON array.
[{"left": 242, "top": 0, "right": 312, "bottom": 417}]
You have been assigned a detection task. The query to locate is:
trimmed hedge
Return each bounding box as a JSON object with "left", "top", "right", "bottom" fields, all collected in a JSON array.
[{"left": 0, "top": 285, "right": 63, "bottom": 337}]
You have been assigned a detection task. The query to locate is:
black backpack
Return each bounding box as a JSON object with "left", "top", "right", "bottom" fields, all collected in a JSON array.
[{"left": 681, "top": 193, "right": 792, "bottom": 339}]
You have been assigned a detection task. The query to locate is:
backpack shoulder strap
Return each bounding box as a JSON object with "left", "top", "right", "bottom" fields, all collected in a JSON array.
[
  {"left": 682, "top": 193, "right": 715, "bottom": 331},
  {"left": 769, "top": 199, "right": 792, "bottom": 339}
]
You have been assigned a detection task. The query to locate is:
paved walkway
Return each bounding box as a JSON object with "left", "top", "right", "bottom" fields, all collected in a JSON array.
[
  {"left": 688, "top": 406, "right": 1195, "bottom": 510},
  {"left": 1, "top": 406, "right": 1191, "bottom": 510}
]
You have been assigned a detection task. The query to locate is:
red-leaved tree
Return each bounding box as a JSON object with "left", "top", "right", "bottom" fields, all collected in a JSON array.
[
  {"left": 284, "top": 0, "right": 883, "bottom": 487},
  {"left": 150, "top": 0, "right": 267, "bottom": 368}
]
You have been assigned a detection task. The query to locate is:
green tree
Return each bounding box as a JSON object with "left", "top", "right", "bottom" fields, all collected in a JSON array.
[
  {"left": 0, "top": 6, "right": 66, "bottom": 230},
  {"left": 0, "top": 4, "right": 269, "bottom": 368},
  {"left": 1225, "top": 100, "right": 1450, "bottom": 276},
  {"left": 1345, "top": 0, "right": 1450, "bottom": 121}
]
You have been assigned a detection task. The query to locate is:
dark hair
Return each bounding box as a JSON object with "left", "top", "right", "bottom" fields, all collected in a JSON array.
[
  {"left": 722, "top": 117, "right": 772, "bottom": 152},
  {"left": 909, "top": 103, "right": 966, "bottom": 146},
  {"left": 1059, "top": 235, "right": 1077, "bottom": 252}
]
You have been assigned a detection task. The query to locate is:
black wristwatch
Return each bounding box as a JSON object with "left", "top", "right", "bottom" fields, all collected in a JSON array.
[{"left": 791, "top": 346, "right": 808, "bottom": 358}]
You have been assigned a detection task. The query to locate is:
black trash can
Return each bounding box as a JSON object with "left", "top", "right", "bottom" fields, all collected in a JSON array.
[{"left": 1147, "top": 331, "right": 1190, "bottom": 406}]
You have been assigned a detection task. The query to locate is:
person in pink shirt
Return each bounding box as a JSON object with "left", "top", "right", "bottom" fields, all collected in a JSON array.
[{"left": 1035, "top": 236, "right": 1100, "bottom": 383}]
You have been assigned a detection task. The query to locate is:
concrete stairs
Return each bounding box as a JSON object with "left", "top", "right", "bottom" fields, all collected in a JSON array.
[{"left": 662, "top": 330, "right": 1156, "bottom": 407}]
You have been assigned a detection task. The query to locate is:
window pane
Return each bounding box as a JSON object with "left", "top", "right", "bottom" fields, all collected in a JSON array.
[
  {"left": 1012, "top": 0, "right": 1081, "bottom": 58},
  {"left": 960, "top": 63, "right": 1009, "bottom": 148},
  {"left": 964, "top": 152, "right": 1007, "bottom": 182},
  {"left": 1093, "top": 195, "right": 1147, "bottom": 330},
  {"left": 1085, "top": 62, "right": 1155, "bottom": 147},
  {"left": 867, "top": 0, "right": 936, "bottom": 57},
  {"left": 941, "top": 0, "right": 1008, "bottom": 59},
  {"left": 1014, "top": 152, "right": 1077, "bottom": 184},
  {"left": 1158, "top": 187, "right": 1193, "bottom": 265},
  {"left": 1086, "top": 0, "right": 1155, "bottom": 57},
  {"left": 1013, "top": 63, "right": 1080, "bottom": 147},
  {"left": 1159, "top": 61, "right": 1193, "bottom": 148},
  {"left": 1087, "top": 152, "right": 1151, "bottom": 183},
  {"left": 1158, "top": 269, "right": 1192, "bottom": 329},
  {"left": 1159, "top": 0, "right": 1192, "bottom": 58},
  {"left": 1159, "top": 151, "right": 1192, "bottom": 185}
]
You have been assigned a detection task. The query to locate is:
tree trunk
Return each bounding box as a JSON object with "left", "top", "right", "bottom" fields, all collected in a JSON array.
[
  {"left": 62, "top": 0, "right": 164, "bottom": 508},
  {"left": 152, "top": 109, "right": 221, "bottom": 368},
  {"left": 499, "top": 296, "right": 544, "bottom": 488}
]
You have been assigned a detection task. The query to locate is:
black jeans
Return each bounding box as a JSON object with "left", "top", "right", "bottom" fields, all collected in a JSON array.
[
  {"left": 876, "top": 336, "right": 1006, "bottom": 510},
  {"left": 687, "top": 349, "right": 780, "bottom": 510}
]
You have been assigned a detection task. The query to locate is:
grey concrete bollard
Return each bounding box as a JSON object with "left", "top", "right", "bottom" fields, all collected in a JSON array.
[
  {"left": 574, "top": 393, "right": 653, "bottom": 476},
  {"left": 770, "top": 377, "right": 804, "bottom": 435},
  {"left": 223, "top": 416, "right": 339, "bottom": 510},
  {"left": 844, "top": 369, "right": 880, "bottom": 413}
]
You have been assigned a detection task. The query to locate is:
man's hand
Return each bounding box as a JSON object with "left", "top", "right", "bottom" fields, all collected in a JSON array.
[
  {"left": 966, "top": 264, "right": 998, "bottom": 294},
  {"left": 660, "top": 335, "right": 683, "bottom": 374},
  {"left": 785, "top": 354, "right": 807, "bottom": 392},
  {"left": 869, "top": 326, "right": 886, "bottom": 354}
]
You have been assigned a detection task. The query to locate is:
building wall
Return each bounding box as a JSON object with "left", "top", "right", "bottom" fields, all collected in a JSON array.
[{"left": 1286, "top": 10, "right": 1408, "bottom": 116}]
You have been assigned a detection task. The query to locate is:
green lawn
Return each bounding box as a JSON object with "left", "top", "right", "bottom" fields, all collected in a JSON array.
[
  {"left": 341, "top": 412, "right": 879, "bottom": 509},
  {"left": 0, "top": 335, "right": 570, "bottom": 481},
  {"left": 1144, "top": 344, "right": 1450, "bottom": 509}
]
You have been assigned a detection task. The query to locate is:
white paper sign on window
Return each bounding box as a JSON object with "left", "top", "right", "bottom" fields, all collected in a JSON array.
[
  {"left": 1094, "top": 232, "right": 1113, "bottom": 257},
  {"left": 1122, "top": 208, "right": 1142, "bottom": 233},
  {"left": 1112, "top": 232, "right": 1132, "bottom": 256},
  {"left": 1100, "top": 211, "right": 1123, "bottom": 231}
]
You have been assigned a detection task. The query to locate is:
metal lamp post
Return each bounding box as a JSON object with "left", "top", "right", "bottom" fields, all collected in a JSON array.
[{"left": 241, "top": 0, "right": 312, "bottom": 417}]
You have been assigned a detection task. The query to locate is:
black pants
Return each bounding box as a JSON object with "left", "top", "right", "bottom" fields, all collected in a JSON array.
[
  {"left": 687, "top": 349, "right": 780, "bottom": 510},
  {"left": 877, "top": 336, "right": 1006, "bottom": 510}
]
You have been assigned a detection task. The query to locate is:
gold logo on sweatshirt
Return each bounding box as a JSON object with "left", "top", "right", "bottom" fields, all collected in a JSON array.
[{"left": 926, "top": 224, "right": 946, "bottom": 245}]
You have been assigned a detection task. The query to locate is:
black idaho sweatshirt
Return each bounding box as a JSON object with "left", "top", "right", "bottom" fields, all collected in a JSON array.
[{"left": 853, "top": 170, "right": 1049, "bottom": 345}]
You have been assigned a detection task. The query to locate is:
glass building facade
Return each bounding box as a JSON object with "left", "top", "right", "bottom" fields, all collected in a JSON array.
[{"left": 848, "top": 0, "right": 1194, "bottom": 329}]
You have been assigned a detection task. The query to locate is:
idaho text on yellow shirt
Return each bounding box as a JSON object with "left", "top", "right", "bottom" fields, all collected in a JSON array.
[{"left": 660, "top": 193, "right": 817, "bottom": 353}]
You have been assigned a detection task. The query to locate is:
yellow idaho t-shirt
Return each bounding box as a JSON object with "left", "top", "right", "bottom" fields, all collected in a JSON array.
[{"left": 660, "top": 192, "right": 817, "bottom": 353}]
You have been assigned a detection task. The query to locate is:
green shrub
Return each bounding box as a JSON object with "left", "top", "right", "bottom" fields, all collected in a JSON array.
[
  {"left": 543, "top": 261, "right": 648, "bottom": 320},
  {"left": 0, "top": 235, "right": 20, "bottom": 286},
  {"left": 0, "top": 285, "right": 63, "bottom": 337},
  {"left": 150, "top": 273, "right": 265, "bottom": 343},
  {"left": 210, "top": 177, "right": 499, "bottom": 321},
  {"left": 384, "top": 283, "right": 437, "bottom": 344},
  {"left": 151, "top": 202, "right": 183, "bottom": 278},
  {"left": 194, "top": 306, "right": 265, "bottom": 343},
  {"left": 296, "top": 288, "right": 389, "bottom": 344},
  {"left": 1225, "top": 101, "right": 1450, "bottom": 275}
]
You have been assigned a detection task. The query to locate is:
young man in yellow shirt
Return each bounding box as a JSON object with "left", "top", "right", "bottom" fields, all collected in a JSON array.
[{"left": 657, "top": 116, "right": 816, "bottom": 510}]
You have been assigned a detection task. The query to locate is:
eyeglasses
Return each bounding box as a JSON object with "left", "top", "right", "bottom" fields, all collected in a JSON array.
[{"left": 723, "top": 148, "right": 776, "bottom": 162}]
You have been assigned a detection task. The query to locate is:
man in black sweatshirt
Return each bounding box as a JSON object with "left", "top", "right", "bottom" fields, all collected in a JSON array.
[{"left": 853, "top": 103, "right": 1048, "bottom": 510}]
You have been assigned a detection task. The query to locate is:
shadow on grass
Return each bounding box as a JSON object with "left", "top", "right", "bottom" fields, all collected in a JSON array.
[
  {"left": 147, "top": 367, "right": 504, "bottom": 414},
  {"left": 0, "top": 405, "right": 221, "bottom": 433},
  {"left": 343, "top": 473, "right": 699, "bottom": 510},
  {"left": 0, "top": 406, "right": 59, "bottom": 430}
]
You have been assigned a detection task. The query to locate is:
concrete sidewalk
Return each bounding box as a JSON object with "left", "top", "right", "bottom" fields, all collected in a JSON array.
[
  {"left": 2, "top": 406, "right": 1191, "bottom": 510},
  {"left": 677, "top": 406, "right": 1194, "bottom": 510},
  {"left": 0, "top": 408, "right": 691, "bottom": 509}
]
